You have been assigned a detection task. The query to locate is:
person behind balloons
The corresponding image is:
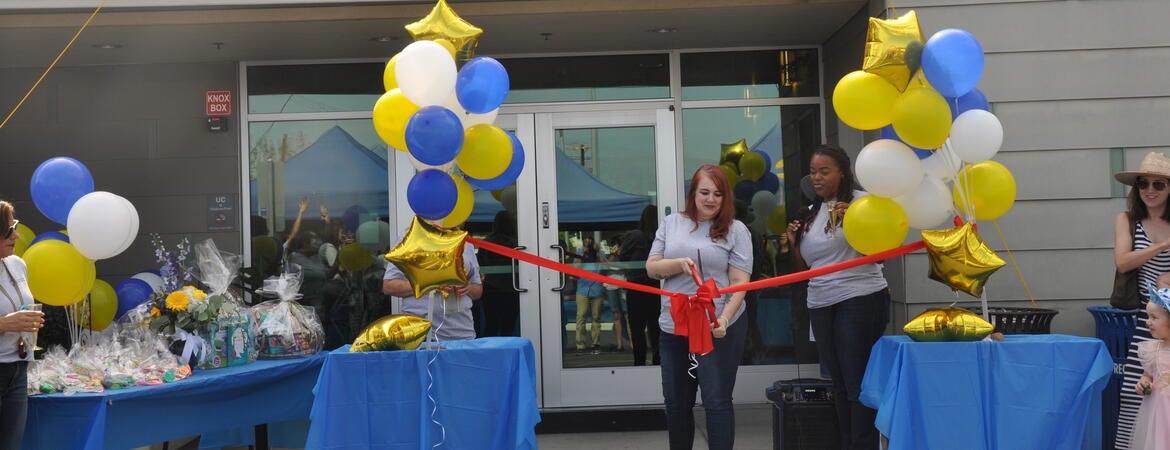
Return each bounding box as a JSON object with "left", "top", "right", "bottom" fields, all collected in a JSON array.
[
  {"left": 785, "top": 144, "right": 890, "bottom": 450},
  {"left": 645, "top": 164, "right": 752, "bottom": 450},
  {"left": 0, "top": 200, "right": 46, "bottom": 450},
  {"left": 1133, "top": 274, "right": 1170, "bottom": 449},
  {"left": 382, "top": 231, "right": 483, "bottom": 341}
]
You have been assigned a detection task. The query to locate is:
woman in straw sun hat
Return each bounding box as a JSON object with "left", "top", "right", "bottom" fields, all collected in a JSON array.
[{"left": 1114, "top": 151, "right": 1170, "bottom": 449}]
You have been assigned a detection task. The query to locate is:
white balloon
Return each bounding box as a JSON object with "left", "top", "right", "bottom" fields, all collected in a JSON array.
[
  {"left": 395, "top": 41, "right": 457, "bottom": 107},
  {"left": 894, "top": 176, "right": 955, "bottom": 230},
  {"left": 922, "top": 143, "right": 963, "bottom": 182},
  {"left": 441, "top": 92, "right": 498, "bottom": 128},
  {"left": 855, "top": 139, "right": 925, "bottom": 198},
  {"left": 949, "top": 110, "right": 1003, "bottom": 163},
  {"left": 750, "top": 191, "right": 776, "bottom": 221},
  {"left": 131, "top": 271, "right": 165, "bottom": 294},
  {"left": 66, "top": 191, "right": 139, "bottom": 260}
]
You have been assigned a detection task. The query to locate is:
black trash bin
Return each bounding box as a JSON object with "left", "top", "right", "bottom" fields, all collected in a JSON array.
[
  {"left": 1087, "top": 306, "right": 1141, "bottom": 450},
  {"left": 765, "top": 378, "right": 837, "bottom": 450}
]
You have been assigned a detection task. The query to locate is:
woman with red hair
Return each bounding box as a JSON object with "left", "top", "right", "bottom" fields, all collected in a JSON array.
[{"left": 645, "top": 164, "right": 752, "bottom": 450}]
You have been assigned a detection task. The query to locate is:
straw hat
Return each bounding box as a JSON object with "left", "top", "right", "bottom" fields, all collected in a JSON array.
[{"left": 1115, "top": 152, "right": 1170, "bottom": 185}]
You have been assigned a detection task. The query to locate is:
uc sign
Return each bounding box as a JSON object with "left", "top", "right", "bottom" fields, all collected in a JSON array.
[{"left": 206, "top": 90, "right": 232, "bottom": 116}]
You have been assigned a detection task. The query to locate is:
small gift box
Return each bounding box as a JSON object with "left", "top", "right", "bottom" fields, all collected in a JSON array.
[{"left": 252, "top": 272, "right": 323, "bottom": 359}]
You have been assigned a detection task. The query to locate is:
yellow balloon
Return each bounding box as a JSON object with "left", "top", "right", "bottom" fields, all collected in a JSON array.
[
  {"left": 739, "top": 151, "right": 766, "bottom": 181},
  {"left": 441, "top": 176, "right": 475, "bottom": 228},
  {"left": 891, "top": 86, "right": 951, "bottom": 149},
  {"left": 953, "top": 161, "right": 1016, "bottom": 221},
  {"left": 82, "top": 279, "right": 117, "bottom": 331},
  {"left": 372, "top": 89, "right": 420, "bottom": 151},
  {"left": 13, "top": 223, "right": 34, "bottom": 257},
  {"left": 382, "top": 53, "right": 400, "bottom": 92},
  {"left": 719, "top": 163, "right": 740, "bottom": 187},
  {"left": 338, "top": 243, "right": 373, "bottom": 272},
  {"left": 457, "top": 124, "right": 512, "bottom": 180},
  {"left": 490, "top": 188, "right": 505, "bottom": 202},
  {"left": 832, "top": 70, "right": 899, "bottom": 130},
  {"left": 351, "top": 314, "right": 432, "bottom": 352},
  {"left": 24, "top": 240, "right": 96, "bottom": 306},
  {"left": 766, "top": 206, "right": 788, "bottom": 235},
  {"left": 843, "top": 195, "right": 909, "bottom": 255}
]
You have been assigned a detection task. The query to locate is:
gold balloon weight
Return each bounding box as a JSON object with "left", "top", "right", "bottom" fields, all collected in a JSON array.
[
  {"left": 903, "top": 306, "right": 993, "bottom": 342},
  {"left": 351, "top": 314, "right": 432, "bottom": 352},
  {"left": 921, "top": 223, "right": 1006, "bottom": 298}
]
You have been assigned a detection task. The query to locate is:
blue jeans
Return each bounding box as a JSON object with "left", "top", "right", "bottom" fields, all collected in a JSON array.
[
  {"left": 660, "top": 318, "right": 747, "bottom": 450},
  {"left": 0, "top": 361, "right": 28, "bottom": 450},
  {"left": 809, "top": 289, "right": 889, "bottom": 450}
]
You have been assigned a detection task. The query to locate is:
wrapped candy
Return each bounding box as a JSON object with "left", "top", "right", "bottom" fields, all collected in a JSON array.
[{"left": 251, "top": 272, "right": 324, "bottom": 359}]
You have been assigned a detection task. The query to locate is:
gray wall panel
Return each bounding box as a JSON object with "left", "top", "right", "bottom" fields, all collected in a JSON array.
[
  {"left": 988, "top": 198, "right": 1118, "bottom": 250},
  {"left": 993, "top": 149, "right": 1112, "bottom": 200},
  {"left": 984, "top": 47, "right": 1170, "bottom": 102},
  {"left": 995, "top": 98, "right": 1170, "bottom": 151},
  {"left": 903, "top": 248, "right": 1113, "bottom": 303}
]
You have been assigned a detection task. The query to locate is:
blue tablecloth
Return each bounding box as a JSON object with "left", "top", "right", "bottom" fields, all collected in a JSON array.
[
  {"left": 860, "top": 334, "right": 1113, "bottom": 450},
  {"left": 22, "top": 354, "right": 325, "bottom": 450},
  {"left": 307, "top": 337, "right": 541, "bottom": 450}
]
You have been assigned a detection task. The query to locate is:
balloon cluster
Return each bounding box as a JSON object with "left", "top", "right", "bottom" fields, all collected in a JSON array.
[
  {"left": 372, "top": 1, "right": 523, "bottom": 229},
  {"left": 717, "top": 139, "right": 786, "bottom": 236},
  {"left": 24, "top": 157, "right": 140, "bottom": 331},
  {"left": 832, "top": 12, "right": 1016, "bottom": 255}
]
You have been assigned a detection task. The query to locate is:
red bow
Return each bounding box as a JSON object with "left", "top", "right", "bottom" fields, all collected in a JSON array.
[{"left": 670, "top": 278, "right": 719, "bottom": 355}]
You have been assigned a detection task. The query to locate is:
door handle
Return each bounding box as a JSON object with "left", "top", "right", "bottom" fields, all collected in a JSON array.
[
  {"left": 511, "top": 246, "right": 528, "bottom": 293},
  {"left": 549, "top": 244, "right": 567, "bottom": 291}
]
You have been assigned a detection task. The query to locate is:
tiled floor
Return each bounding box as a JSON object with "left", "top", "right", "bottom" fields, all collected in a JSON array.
[{"left": 537, "top": 403, "right": 775, "bottom": 450}]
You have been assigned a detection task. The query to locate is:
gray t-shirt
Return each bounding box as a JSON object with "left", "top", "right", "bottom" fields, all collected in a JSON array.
[
  {"left": 650, "top": 213, "right": 753, "bottom": 334},
  {"left": 384, "top": 243, "right": 482, "bottom": 341},
  {"left": 798, "top": 190, "right": 888, "bottom": 309},
  {"left": 0, "top": 257, "right": 34, "bottom": 363}
]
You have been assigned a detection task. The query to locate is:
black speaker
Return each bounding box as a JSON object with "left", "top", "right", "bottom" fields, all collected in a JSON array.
[{"left": 765, "top": 378, "right": 838, "bottom": 450}]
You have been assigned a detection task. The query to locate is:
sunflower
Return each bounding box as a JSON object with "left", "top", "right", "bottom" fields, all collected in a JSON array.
[
  {"left": 189, "top": 287, "right": 208, "bottom": 301},
  {"left": 165, "top": 291, "right": 190, "bottom": 311},
  {"left": 150, "top": 306, "right": 161, "bottom": 317}
]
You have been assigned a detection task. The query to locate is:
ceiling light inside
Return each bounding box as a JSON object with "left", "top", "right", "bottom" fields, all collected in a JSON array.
[
  {"left": 649, "top": 27, "right": 678, "bottom": 34},
  {"left": 92, "top": 43, "right": 122, "bottom": 49},
  {"left": 370, "top": 36, "right": 399, "bottom": 43}
]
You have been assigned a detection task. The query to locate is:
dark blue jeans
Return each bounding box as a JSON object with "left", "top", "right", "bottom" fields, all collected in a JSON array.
[
  {"left": 809, "top": 289, "right": 889, "bottom": 450},
  {"left": 660, "top": 318, "right": 747, "bottom": 450},
  {"left": 0, "top": 361, "right": 28, "bottom": 450}
]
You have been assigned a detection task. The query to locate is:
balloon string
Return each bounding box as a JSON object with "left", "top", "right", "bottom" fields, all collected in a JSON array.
[
  {"left": 687, "top": 353, "right": 699, "bottom": 380},
  {"left": 992, "top": 220, "right": 1036, "bottom": 307},
  {"left": 424, "top": 341, "right": 446, "bottom": 449},
  {"left": 0, "top": 0, "right": 106, "bottom": 130}
]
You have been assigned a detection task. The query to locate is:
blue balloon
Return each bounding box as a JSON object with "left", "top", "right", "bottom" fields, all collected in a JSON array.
[
  {"left": 734, "top": 180, "right": 756, "bottom": 202},
  {"left": 946, "top": 88, "right": 989, "bottom": 120},
  {"left": 879, "top": 125, "right": 933, "bottom": 160},
  {"left": 757, "top": 172, "right": 780, "bottom": 194},
  {"left": 407, "top": 169, "right": 457, "bottom": 220},
  {"left": 115, "top": 278, "right": 154, "bottom": 319},
  {"left": 921, "top": 28, "right": 984, "bottom": 98},
  {"left": 405, "top": 106, "right": 464, "bottom": 166},
  {"left": 30, "top": 157, "right": 94, "bottom": 225},
  {"left": 465, "top": 131, "right": 525, "bottom": 191},
  {"left": 29, "top": 231, "right": 70, "bottom": 246},
  {"left": 456, "top": 57, "right": 510, "bottom": 114}
]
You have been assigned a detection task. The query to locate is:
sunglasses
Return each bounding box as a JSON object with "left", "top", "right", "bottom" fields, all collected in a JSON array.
[
  {"left": 1136, "top": 180, "right": 1168, "bottom": 191},
  {"left": 2, "top": 220, "right": 17, "bottom": 240}
]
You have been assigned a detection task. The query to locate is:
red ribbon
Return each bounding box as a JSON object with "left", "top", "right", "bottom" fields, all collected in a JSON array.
[{"left": 466, "top": 237, "right": 925, "bottom": 353}]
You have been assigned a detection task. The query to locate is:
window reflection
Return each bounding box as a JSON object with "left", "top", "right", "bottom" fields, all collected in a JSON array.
[{"left": 247, "top": 120, "right": 392, "bottom": 350}]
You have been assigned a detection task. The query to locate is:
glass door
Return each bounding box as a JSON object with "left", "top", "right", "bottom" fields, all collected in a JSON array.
[{"left": 532, "top": 109, "right": 678, "bottom": 408}]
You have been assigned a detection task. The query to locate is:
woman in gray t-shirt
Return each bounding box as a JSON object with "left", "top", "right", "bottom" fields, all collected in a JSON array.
[
  {"left": 786, "top": 144, "right": 889, "bottom": 450},
  {"left": 646, "top": 164, "right": 752, "bottom": 450}
]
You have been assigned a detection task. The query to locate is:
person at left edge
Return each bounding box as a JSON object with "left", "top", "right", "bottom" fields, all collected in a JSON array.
[
  {"left": 382, "top": 238, "right": 483, "bottom": 341},
  {"left": 0, "top": 200, "right": 45, "bottom": 450}
]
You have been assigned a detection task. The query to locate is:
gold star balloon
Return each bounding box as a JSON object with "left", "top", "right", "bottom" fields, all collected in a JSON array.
[
  {"left": 921, "top": 223, "right": 1006, "bottom": 298},
  {"left": 350, "top": 314, "right": 432, "bottom": 352},
  {"left": 862, "top": 10, "right": 925, "bottom": 92},
  {"left": 903, "top": 306, "right": 994, "bottom": 342},
  {"left": 944, "top": 307, "right": 994, "bottom": 341},
  {"left": 405, "top": 0, "right": 484, "bottom": 62},
  {"left": 384, "top": 216, "right": 469, "bottom": 298},
  {"left": 720, "top": 139, "right": 749, "bottom": 165}
]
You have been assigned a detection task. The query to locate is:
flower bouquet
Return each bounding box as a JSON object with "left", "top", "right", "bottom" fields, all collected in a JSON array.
[{"left": 142, "top": 235, "right": 255, "bottom": 369}]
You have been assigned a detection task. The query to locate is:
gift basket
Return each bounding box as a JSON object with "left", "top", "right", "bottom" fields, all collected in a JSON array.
[
  {"left": 251, "top": 272, "right": 324, "bottom": 359},
  {"left": 189, "top": 239, "right": 256, "bottom": 368},
  {"left": 27, "top": 328, "right": 191, "bottom": 395}
]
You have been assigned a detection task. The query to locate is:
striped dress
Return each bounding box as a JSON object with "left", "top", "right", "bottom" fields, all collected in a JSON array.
[{"left": 1117, "top": 220, "right": 1170, "bottom": 449}]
